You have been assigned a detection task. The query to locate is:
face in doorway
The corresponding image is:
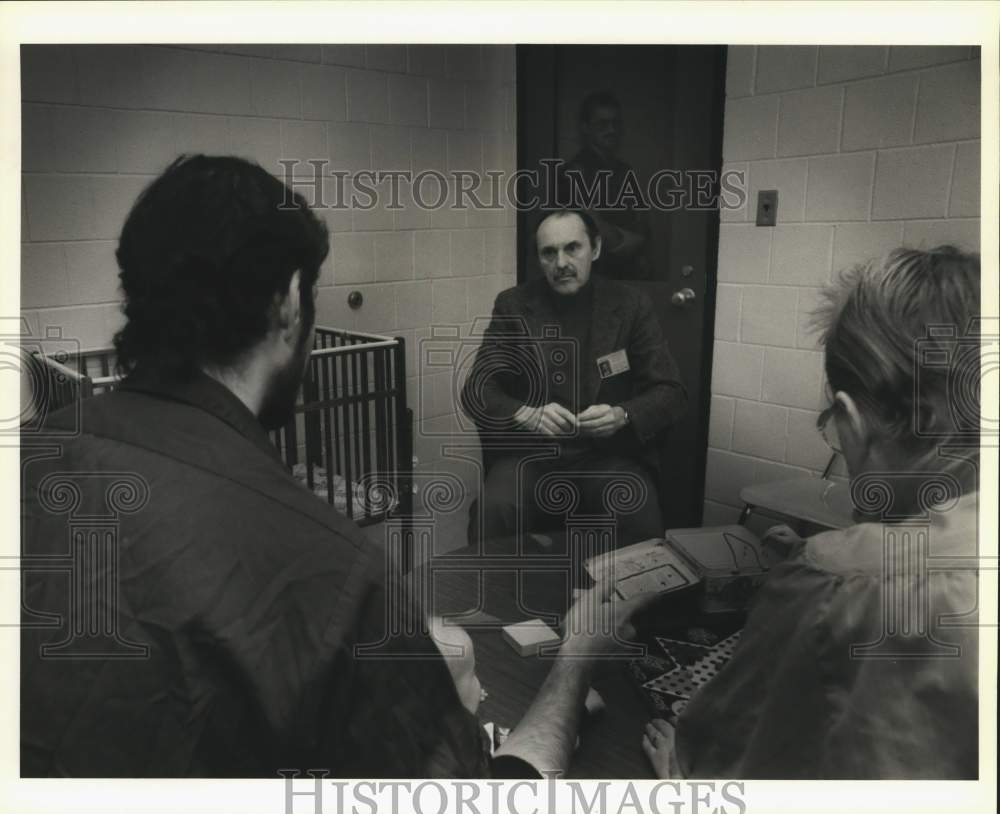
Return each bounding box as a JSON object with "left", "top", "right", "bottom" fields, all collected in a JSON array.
[
  {"left": 582, "top": 103, "right": 622, "bottom": 158},
  {"left": 536, "top": 212, "right": 601, "bottom": 297}
]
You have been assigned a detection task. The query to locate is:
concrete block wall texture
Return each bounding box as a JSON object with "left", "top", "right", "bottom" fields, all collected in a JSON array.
[
  {"left": 20, "top": 43, "right": 983, "bottom": 530},
  {"left": 707, "top": 44, "right": 981, "bottom": 527},
  {"left": 20, "top": 44, "right": 517, "bottom": 473}
]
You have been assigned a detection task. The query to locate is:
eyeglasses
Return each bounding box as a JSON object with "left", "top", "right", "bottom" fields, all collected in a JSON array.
[{"left": 816, "top": 405, "right": 842, "bottom": 454}]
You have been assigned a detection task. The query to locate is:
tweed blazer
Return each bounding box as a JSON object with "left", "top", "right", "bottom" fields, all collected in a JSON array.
[{"left": 461, "top": 275, "right": 687, "bottom": 470}]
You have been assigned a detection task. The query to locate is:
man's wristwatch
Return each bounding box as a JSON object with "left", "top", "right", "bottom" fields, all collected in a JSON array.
[{"left": 619, "top": 406, "right": 631, "bottom": 426}]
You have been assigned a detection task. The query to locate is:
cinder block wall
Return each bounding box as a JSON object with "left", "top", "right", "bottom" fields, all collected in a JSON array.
[
  {"left": 20, "top": 44, "right": 517, "bottom": 471},
  {"left": 704, "top": 45, "right": 981, "bottom": 525}
]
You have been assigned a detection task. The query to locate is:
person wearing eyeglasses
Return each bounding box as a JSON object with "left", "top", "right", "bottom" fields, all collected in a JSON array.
[
  {"left": 753, "top": 400, "right": 849, "bottom": 557},
  {"left": 642, "top": 245, "right": 981, "bottom": 779}
]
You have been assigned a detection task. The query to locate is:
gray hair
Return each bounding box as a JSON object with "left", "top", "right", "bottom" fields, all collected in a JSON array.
[{"left": 812, "top": 245, "right": 980, "bottom": 461}]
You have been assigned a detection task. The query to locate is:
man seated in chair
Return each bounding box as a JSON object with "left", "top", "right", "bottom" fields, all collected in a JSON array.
[{"left": 461, "top": 208, "right": 686, "bottom": 551}]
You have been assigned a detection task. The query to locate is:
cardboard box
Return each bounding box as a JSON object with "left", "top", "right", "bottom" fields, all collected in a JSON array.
[{"left": 584, "top": 525, "right": 777, "bottom": 614}]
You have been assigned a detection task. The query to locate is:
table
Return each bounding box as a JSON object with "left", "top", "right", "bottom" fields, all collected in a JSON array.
[
  {"left": 415, "top": 541, "right": 700, "bottom": 779},
  {"left": 739, "top": 477, "right": 854, "bottom": 531}
]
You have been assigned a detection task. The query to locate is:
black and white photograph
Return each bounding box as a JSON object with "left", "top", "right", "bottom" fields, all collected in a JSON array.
[{"left": 2, "top": 2, "right": 996, "bottom": 813}]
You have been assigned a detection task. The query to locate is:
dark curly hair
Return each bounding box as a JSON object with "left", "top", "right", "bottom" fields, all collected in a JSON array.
[{"left": 113, "top": 154, "right": 329, "bottom": 377}]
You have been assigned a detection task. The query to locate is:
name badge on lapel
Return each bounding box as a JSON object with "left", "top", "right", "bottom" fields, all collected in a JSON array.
[{"left": 596, "top": 349, "right": 630, "bottom": 380}]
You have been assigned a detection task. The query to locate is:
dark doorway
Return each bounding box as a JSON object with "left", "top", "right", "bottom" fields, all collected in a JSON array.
[{"left": 516, "top": 44, "right": 727, "bottom": 527}]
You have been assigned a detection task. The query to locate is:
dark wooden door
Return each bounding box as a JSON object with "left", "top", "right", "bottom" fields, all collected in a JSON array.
[{"left": 516, "top": 45, "right": 726, "bottom": 527}]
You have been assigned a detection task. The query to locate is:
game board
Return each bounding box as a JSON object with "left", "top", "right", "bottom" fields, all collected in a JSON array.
[{"left": 626, "top": 623, "right": 744, "bottom": 723}]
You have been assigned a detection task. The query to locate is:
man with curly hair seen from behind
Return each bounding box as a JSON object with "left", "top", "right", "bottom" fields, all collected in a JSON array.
[{"left": 20, "top": 155, "right": 654, "bottom": 779}]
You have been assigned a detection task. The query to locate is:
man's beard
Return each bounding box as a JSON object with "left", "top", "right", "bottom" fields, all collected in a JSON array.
[{"left": 258, "top": 328, "right": 312, "bottom": 431}]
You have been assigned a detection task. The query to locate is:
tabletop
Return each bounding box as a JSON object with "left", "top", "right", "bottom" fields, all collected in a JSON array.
[
  {"left": 415, "top": 542, "right": 700, "bottom": 779},
  {"left": 740, "top": 477, "right": 854, "bottom": 530}
]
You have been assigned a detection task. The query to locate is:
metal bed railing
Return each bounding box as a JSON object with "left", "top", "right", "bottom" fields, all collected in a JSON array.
[
  {"left": 28, "top": 326, "right": 414, "bottom": 532},
  {"left": 283, "top": 327, "right": 414, "bottom": 525}
]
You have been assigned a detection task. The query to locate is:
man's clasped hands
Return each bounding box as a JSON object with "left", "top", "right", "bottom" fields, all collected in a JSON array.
[{"left": 513, "top": 402, "right": 629, "bottom": 439}]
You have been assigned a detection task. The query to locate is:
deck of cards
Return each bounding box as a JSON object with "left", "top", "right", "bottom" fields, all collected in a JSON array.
[{"left": 501, "top": 619, "right": 563, "bottom": 656}]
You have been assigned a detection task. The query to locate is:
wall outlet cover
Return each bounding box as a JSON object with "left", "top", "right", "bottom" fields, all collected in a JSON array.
[{"left": 756, "top": 189, "right": 778, "bottom": 226}]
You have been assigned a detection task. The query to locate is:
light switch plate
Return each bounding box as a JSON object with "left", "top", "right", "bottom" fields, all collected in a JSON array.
[{"left": 756, "top": 189, "right": 778, "bottom": 226}]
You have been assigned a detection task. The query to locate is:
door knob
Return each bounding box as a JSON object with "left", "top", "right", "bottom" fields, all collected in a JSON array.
[{"left": 670, "top": 287, "right": 696, "bottom": 307}]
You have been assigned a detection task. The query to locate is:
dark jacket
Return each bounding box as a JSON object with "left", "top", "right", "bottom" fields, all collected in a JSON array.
[
  {"left": 20, "top": 370, "right": 491, "bottom": 778},
  {"left": 460, "top": 275, "right": 686, "bottom": 472}
]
